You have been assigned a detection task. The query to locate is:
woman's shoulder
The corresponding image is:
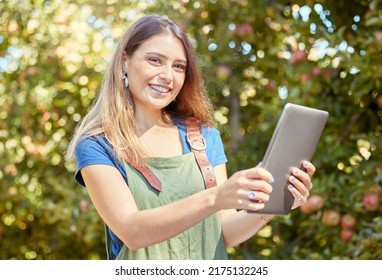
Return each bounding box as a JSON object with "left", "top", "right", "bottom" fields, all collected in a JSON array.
[
  {"left": 76, "top": 134, "right": 110, "bottom": 150},
  {"left": 74, "top": 134, "right": 126, "bottom": 186},
  {"left": 75, "top": 134, "right": 125, "bottom": 171},
  {"left": 75, "top": 134, "right": 112, "bottom": 155}
]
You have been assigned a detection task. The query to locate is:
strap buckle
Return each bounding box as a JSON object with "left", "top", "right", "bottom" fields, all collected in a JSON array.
[{"left": 186, "top": 131, "right": 207, "bottom": 151}]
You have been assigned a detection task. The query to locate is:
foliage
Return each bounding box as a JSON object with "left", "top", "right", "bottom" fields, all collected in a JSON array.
[
  {"left": 1, "top": 0, "right": 381, "bottom": 259},
  {"left": 0, "top": 0, "right": 138, "bottom": 259}
]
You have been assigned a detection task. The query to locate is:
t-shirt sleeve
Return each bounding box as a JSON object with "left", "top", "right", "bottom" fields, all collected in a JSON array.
[
  {"left": 203, "top": 126, "right": 228, "bottom": 167},
  {"left": 74, "top": 136, "right": 127, "bottom": 187}
]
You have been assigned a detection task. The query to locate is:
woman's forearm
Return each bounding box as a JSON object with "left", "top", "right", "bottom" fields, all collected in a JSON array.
[{"left": 220, "top": 209, "right": 275, "bottom": 248}]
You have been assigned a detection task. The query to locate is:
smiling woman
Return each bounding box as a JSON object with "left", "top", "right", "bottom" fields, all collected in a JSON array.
[
  {"left": 123, "top": 33, "right": 187, "bottom": 113},
  {"left": 65, "top": 14, "right": 315, "bottom": 260}
]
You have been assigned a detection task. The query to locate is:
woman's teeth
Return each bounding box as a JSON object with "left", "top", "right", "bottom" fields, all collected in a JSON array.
[{"left": 150, "top": 85, "right": 170, "bottom": 93}]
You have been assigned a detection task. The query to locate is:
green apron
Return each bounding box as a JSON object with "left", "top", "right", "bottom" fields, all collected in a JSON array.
[{"left": 115, "top": 152, "right": 228, "bottom": 260}]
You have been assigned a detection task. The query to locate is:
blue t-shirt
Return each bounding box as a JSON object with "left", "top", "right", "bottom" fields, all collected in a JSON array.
[{"left": 74, "top": 117, "right": 228, "bottom": 258}]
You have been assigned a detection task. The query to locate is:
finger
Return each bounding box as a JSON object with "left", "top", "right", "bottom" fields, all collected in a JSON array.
[
  {"left": 287, "top": 184, "right": 306, "bottom": 204},
  {"left": 244, "top": 166, "right": 274, "bottom": 184},
  {"left": 289, "top": 175, "right": 310, "bottom": 197},
  {"left": 247, "top": 201, "right": 265, "bottom": 212},
  {"left": 246, "top": 190, "right": 270, "bottom": 203},
  {"left": 302, "top": 161, "right": 316, "bottom": 177},
  {"left": 249, "top": 179, "right": 273, "bottom": 194},
  {"left": 291, "top": 168, "right": 313, "bottom": 191},
  {"left": 237, "top": 190, "right": 268, "bottom": 211},
  {"left": 235, "top": 173, "right": 273, "bottom": 194}
]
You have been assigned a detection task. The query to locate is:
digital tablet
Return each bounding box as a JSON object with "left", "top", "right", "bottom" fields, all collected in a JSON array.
[{"left": 249, "top": 103, "right": 329, "bottom": 215}]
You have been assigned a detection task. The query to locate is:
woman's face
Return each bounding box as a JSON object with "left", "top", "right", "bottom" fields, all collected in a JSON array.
[{"left": 124, "top": 32, "right": 187, "bottom": 114}]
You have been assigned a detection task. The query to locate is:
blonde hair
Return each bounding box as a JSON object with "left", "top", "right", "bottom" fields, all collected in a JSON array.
[{"left": 66, "top": 14, "right": 214, "bottom": 165}]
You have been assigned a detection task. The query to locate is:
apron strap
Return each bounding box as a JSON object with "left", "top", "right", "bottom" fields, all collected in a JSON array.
[
  {"left": 185, "top": 117, "right": 217, "bottom": 189},
  {"left": 126, "top": 117, "right": 217, "bottom": 191},
  {"left": 126, "top": 154, "right": 162, "bottom": 192}
]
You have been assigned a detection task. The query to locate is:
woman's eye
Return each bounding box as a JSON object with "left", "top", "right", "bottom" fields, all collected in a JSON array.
[
  {"left": 148, "top": 57, "right": 160, "bottom": 64},
  {"left": 174, "top": 64, "right": 186, "bottom": 71}
]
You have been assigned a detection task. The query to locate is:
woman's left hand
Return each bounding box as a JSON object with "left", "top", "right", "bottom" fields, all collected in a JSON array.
[{"left": 288, "top": 161, "right": 316, "bottom": 210}]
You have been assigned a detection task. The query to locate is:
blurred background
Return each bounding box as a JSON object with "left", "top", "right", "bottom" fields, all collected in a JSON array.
[{"left": 1, "top": 0, "right": 381, "bottom": 260}]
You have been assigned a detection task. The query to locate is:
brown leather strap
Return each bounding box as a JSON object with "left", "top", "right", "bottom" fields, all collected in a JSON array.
[
  {"left": 185, "top": 117, "right": 217, "bottom": 189},
  {"left": 126, "top": 155, "right": 162, "bottom": 192},
  {"left": 125, "top": 117, "right": 217, "bottom": 191}
]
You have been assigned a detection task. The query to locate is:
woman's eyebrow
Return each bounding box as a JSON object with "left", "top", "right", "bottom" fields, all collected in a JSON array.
[{"left": 146, "top": 52, "right": 187, "bottom": 64}]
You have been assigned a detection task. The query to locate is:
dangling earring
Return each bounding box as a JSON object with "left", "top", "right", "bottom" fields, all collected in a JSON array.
[{"left": 122, "top": 73, "right": 129, "bottom": 88}]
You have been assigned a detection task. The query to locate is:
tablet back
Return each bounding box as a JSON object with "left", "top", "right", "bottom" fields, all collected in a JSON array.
[{"left": 256, "top": 103, "right": 329, "bottom": 215}]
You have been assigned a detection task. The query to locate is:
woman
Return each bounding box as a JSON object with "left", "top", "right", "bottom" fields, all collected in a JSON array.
[{"left": 66, "top": 14, "right": 315, "bottom": 260}]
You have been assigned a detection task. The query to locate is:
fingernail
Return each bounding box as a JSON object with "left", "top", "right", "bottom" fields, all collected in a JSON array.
[
  {"left": 290, "top": 176, "right": 296, "bottom": 182},
  {"left": 304, "top": 161, "right": 308, "bottom": 167},
  {"left": 289, "top": 184, "right": 294, "bottom": 189},
  {"left": 271, "top": 177, "right": 275, "bottom": 184},
  {"left": 294, "top": 169, "right": 299, "bottom": 175}
]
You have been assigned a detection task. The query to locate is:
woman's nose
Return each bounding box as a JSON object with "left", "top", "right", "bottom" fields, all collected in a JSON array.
[{"left": 158, "top": 66, "right": 173, "bottom": 83}]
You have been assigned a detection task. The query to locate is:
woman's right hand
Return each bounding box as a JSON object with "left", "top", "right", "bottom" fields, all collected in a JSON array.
[{"left": 215, "top": 166, "right": 274, "bottom": 212}]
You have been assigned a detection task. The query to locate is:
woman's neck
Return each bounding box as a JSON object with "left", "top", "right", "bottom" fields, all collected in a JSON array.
[
  {"left": 135, "top": 110, "right": 173, "bottom": 135},
  {"left": 134, "top": 110, "right": 183, "bottom": 157}
]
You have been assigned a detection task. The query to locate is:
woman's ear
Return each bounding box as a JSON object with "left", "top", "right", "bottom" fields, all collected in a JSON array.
[{"left": 122, "top": 51, "right": 129, "bottom": 72}]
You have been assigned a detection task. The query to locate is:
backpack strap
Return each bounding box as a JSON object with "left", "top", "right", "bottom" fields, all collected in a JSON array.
[
  {"left": 185, "top": 117, "right": 217, "bottom": 189},
  {"left": 126, "top": 117, "right": 217, "bottom": 191}
]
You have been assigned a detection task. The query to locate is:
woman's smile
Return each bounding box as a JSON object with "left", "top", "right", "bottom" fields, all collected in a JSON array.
[{"left": 148, "top": 84, "right": 172, "bottom": 96}]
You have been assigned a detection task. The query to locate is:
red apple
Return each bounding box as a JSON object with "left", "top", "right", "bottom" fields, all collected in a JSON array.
[
  {"left": 323, "top": 69, "right": 335, "bottom": 78},
  {"left": 341, "top": 214, "right": 357, "bottom": 229},
  {"left": 375, "top": 32, "right": 382, "bottom": 44},
  {"left": 377, "top": 96, "right": 382, "bottom": 109},
  {"left": 363, "top": 193, "right": 380, "bottom": 211},
  {"left": 369, "top": 185, "right": 382, "bottom": 198},
  {"left": 216, "top": 65, "right": 232, "bottom": 80},
  {"left": 234, "top": 23, "right": 253, "bottom": 37},
  {"left": 265, "top": 79, "right": 277, "bottom": 90},
  {"left": 309, "top": 195, "right": 324, "bottom": 211},
  {"left": 311, "top": 66, "right": 321, "bottom": 76},
  {"left": 80, "top": 200, "right": 90, "bottom": 212},
  {"left": 300, "top": 73, "right": 312, "bottom": 83},
  {"left": 340, "top": 228, "right": 353, "bottom": 242},
  {"left": 321, "top": 210, "right": 341, "bottom": 226},
  {"left": 289, "top": 50, "right": 308, "bottom": 64},
  {"left": 300, "top": 195, "right": 324, "bottom": 213},
  {"left": 26, "top": 66, "right": 37, "bottom": 76},
  {"left": 300, "top": 202, "right": 313, "bottom": 213}
]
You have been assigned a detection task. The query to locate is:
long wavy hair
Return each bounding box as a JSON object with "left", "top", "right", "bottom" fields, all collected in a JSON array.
[{"left": 66, "top": 14, "right": 215, "bottom": 164}]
